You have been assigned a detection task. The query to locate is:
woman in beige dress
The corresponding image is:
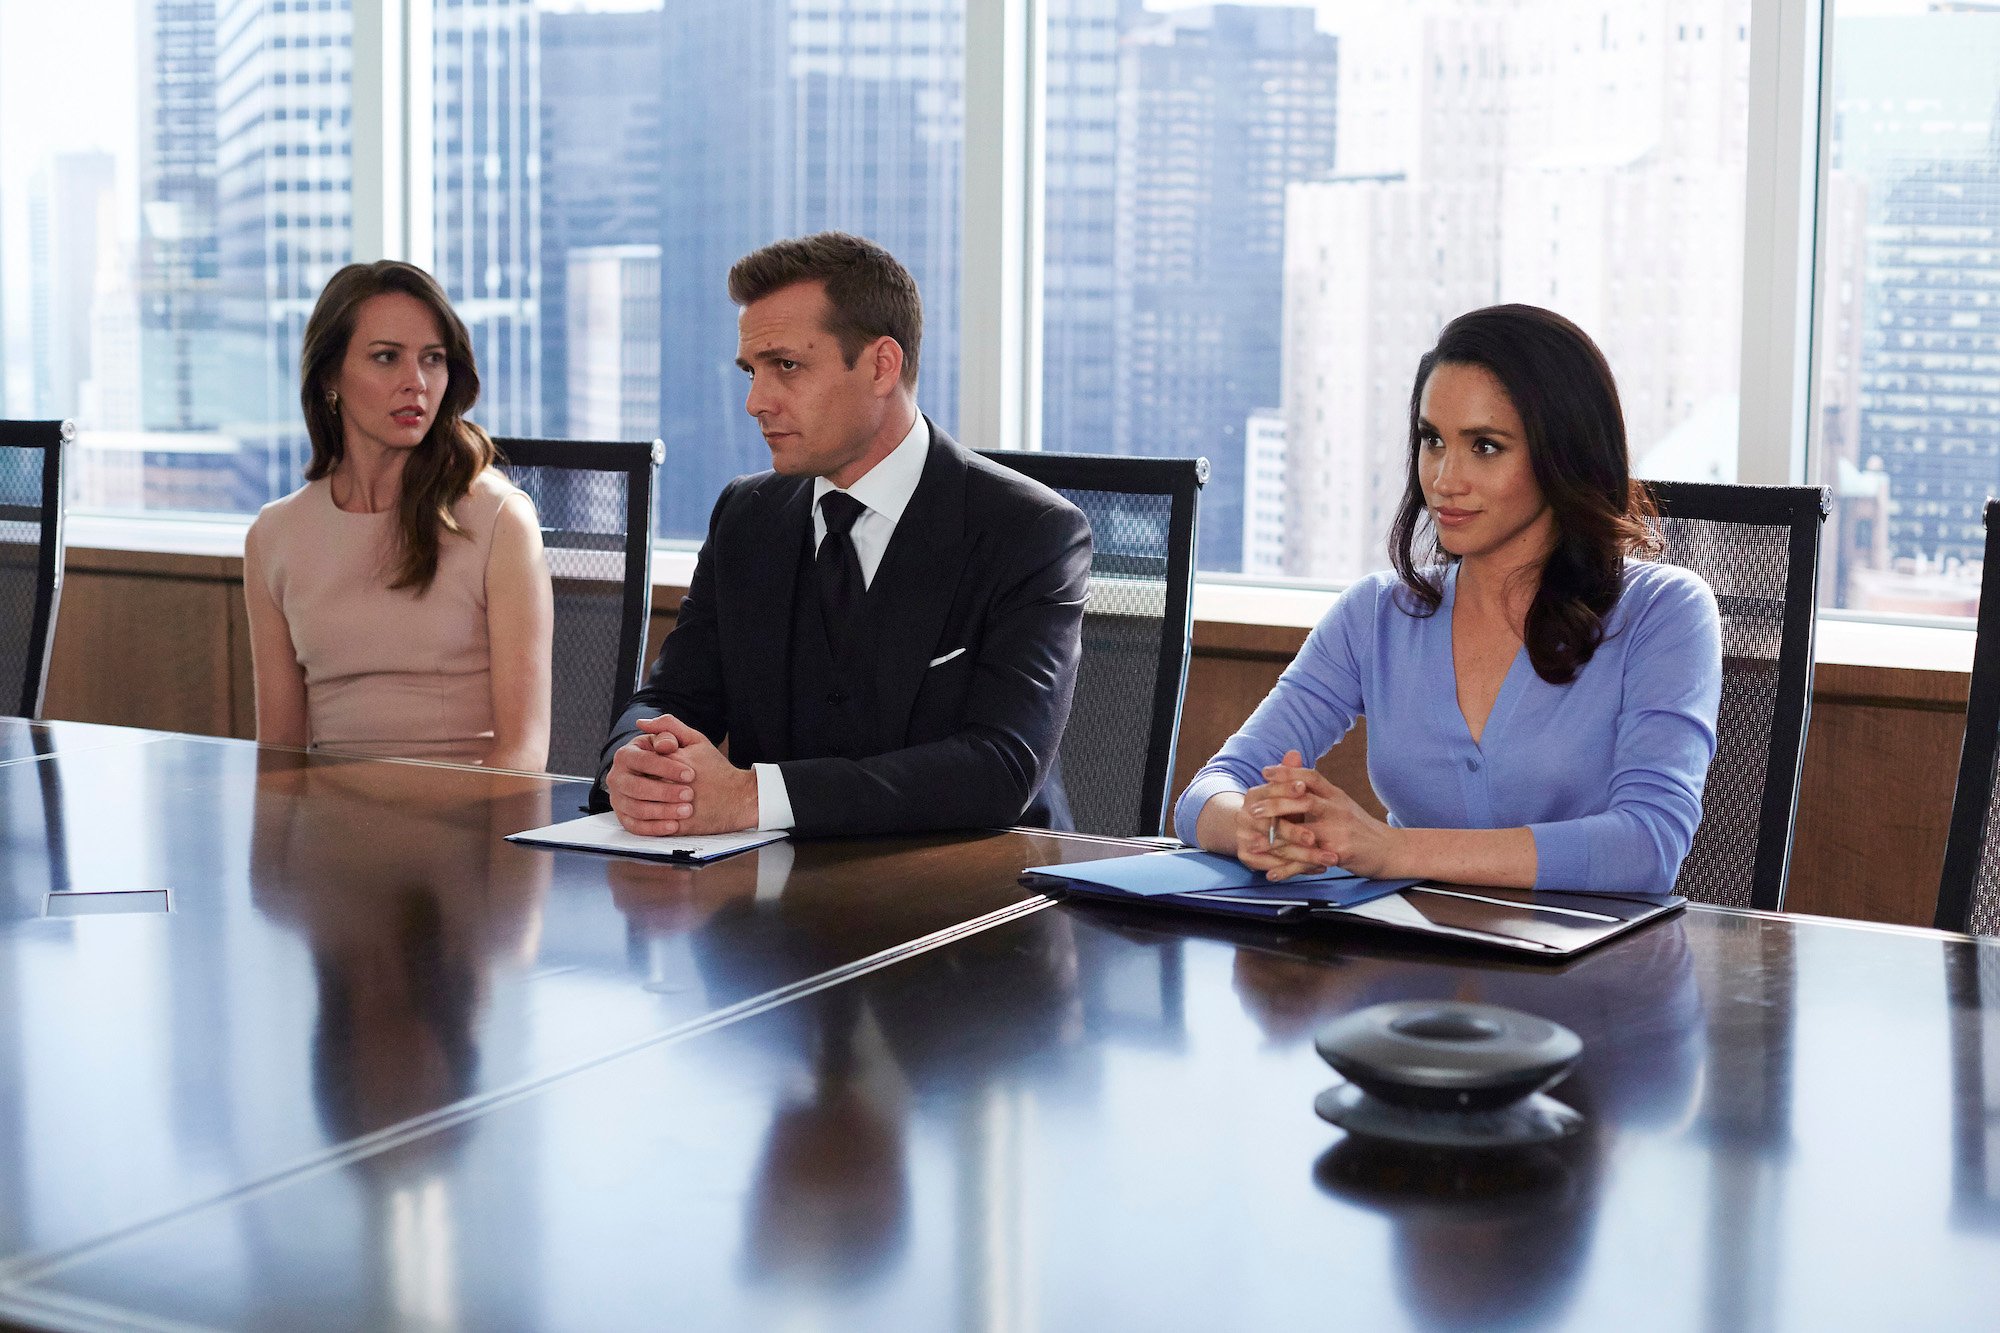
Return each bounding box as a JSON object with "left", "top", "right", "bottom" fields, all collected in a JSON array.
[{"left": 244, "top": 260, "right": 553, "bottom": 770}]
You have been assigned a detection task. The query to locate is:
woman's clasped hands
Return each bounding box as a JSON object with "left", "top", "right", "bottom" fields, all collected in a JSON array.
[{"left": 1236, "top": 749, "right": 1397, "bottom": 882}]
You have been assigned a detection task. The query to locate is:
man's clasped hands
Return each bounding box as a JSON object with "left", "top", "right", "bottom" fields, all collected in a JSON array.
[{"left": 605, "top": 714, "right": 761, "bottom": 837}]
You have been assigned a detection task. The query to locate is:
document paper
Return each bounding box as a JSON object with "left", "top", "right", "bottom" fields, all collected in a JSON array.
[{"left": 507, "top": 812, "right": 787, "bottom": 863}]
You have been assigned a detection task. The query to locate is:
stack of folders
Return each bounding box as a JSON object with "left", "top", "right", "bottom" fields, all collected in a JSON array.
[{"left": 1022, "top": 849, "right": 1683, "bottom": 960}]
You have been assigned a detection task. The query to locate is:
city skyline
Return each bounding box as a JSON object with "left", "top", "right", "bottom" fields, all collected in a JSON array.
[{"left": 1, "top": 0, "right": 1995, "bottom": 613}]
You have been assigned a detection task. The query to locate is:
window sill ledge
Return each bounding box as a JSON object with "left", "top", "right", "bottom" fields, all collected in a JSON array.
[{"left": 61, "top": 515, "right": 1976, "bottom": 711}]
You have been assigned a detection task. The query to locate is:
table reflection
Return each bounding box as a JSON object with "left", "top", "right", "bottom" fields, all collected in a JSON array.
[
  {"left": 29, "top": 741, "right": 66, "bottom": 894},
  {"left": 1948, "top": 940, "right": 2000, "bottom": 1232},
  {"left": 716, "top": 903, "right": 1088, "bottom": 1308},
  {"left": 1690, "top": 917, "right": 1796, "bottom": 1333},
  {"left": 1076, "top": 918, "right": 1187, "bottom": 1050},
  {"left": 0, "top": 740, "right": 111, "bottom": 915},
  {"left": 609, "top": 842, "right": 797, "bottom": 1005},
  {"left": 248, "top": 753, "right": 551, "bottom": 1136},
  {"left": 247, "top": 754, "right": 555, "bottom": 1329},
  {"left": 743, "top": 987, "right": 912, "bottom": 1290}
]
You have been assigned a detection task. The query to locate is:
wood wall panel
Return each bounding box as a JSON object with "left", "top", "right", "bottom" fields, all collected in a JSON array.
[
  {"left": 228, "top": 596, "right": 256, "bottom": 739},
  {"left": 1787, "top": 697, "right": 1964, "bottom": 926},
  {"left": 39, "top": 548, "right": 1972, "bottom": 928},
  {"left": 44, "top": 571, "right": 236, "bottom": 736}
]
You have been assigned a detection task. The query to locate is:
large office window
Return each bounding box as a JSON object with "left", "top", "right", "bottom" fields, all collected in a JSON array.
[
  {"left": 0, "top": 0, "right": 969, "bottom": 538},
  {"left": 1044, "top": 0, "right": 1753, "bottom": 578},
  {"left": 1810, "top": 3, "right": 2000, "bottom": 618},
  {"left": 0, "top": 0, "right": 354, "bottom": 517},
  {"left": 452, "top": 0, "right": 966, "bottom": 542},
  {"left": 13, "top": 0, "right": 2000, "bottom": 628}
]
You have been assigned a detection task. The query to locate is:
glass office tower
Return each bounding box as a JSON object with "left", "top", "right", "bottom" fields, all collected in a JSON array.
[
  {"left": 432, "top": 0, "right": 541, "bottom": 439},
  {"left": 1112, "top": 4, "right": 1338, "bottom": 573},
  {"left": 655, "top": 0, "right": 966, "bottom": 541}
]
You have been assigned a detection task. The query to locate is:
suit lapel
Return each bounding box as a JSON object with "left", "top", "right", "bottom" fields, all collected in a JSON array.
[
  {"left": 724, "top": 472, "right": 813, "bottom": 760},
  {"left": 865, "top": 421, "right": 970, "bottom": 749}
]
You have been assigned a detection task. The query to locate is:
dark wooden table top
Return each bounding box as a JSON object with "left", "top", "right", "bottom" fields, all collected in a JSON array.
[
  {"left": 0, "top": 722, "right": 1125, "bottom": 1323},
  {"left": 2, "top": 720, "right": 1998, "bottom": 1330}
]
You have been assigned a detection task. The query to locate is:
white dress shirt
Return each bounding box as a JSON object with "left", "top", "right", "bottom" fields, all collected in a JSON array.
[{"left": 755, "top": 412, "right": 930, "bottom": 830}]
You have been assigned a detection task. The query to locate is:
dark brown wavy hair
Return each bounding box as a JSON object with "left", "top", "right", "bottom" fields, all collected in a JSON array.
[
  {"left": 1387, "top": 304, "right": 1660, "bottom": 685},
  {"left": 300, "top": 260, "right": 493, "bottom": 592}
]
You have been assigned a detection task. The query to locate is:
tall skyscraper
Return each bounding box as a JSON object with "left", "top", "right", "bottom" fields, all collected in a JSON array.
[
  {"left": 656, "top": 0, "right": 965, "bottom": 540},
  {"left": 138, "top": 0, "right": 224, "bottom": 433},
  {"left": 539, "top": 9, "right": 664, "bottom": 442},
  {"left": 567, "top": 244, "right": 662, "bottom": 443},
  {"left": 209, "top": 0, "right": 541, "bottom": 508},
  {"left": 1831, "top": 13, "right": 2000, "bottom": 613},
  {"left": 1242, "top": 407, "right": 1286, "bottom": 575},
  {"left": 1813, "top": 168, "right": 1882, "bottom": 611},
  {"left": 433, "top": 0, "right": 540, "bottom": 437},
  {"left": 26, "top": 185, "right": 51, "bottom": 418},
  {"left": 1042, "top": 0, "right": 1126, "bottom": 456},
  {"left": 1114, "top": 5, "right": 1338, "bottom": 571},
  {"left": 1855, "top": 138, "right": 2000, "bottom": 582},
  {"left": 1281, "top": 6, "right": 1509, "bottom": 584},
  {"left": 1279, "top": 0, "right": 1750, "bottom": 582},
  {"left": 212, "top": 0, "right": 354, "bottom": 508},
  {"left": 79, "top": 242, "right": 144, "bottom": 432},
  {"left": 1281, "top": 171, "right": 1473, "bottom": 581},
  {"left": 28, "top": 151, "right": 118, "bottom": 421}
]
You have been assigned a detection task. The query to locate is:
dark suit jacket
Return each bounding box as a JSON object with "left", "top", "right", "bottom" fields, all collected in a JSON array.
[{"left": 594, "top": 421, "right": 1091, "bottom": 837}]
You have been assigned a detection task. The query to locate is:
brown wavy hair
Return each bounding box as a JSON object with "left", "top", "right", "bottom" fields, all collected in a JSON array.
[
  {"left": 1387, "top": 304, "right": 1660, "bottom": 685},
  {"left": 300, "top": 260, "right": 493, "bottom": 592}
]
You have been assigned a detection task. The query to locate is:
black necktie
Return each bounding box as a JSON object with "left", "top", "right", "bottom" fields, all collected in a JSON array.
[{"left": 816, "top": 491, "right": 867, "bottom": 658}]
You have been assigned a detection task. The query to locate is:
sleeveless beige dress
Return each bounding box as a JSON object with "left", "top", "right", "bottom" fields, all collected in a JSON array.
[{"left": 248, "top": 469, "right": 532, "bottom": 764}]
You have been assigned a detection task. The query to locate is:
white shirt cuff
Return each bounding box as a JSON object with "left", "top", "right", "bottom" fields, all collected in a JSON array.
[{"left": 753, "top": 762, "right": 796, "bottom": 831}]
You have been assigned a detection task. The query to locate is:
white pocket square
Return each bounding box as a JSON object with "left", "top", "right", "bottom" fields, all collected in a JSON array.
[{"left": 928, "top": 648, "right": 967, "bottom": 668}]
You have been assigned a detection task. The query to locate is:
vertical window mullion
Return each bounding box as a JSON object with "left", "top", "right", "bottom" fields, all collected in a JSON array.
[
  {"left": 350, "top": 0, "right": 429, "bottom": 266},
  {"left": 404, "top": 0, "right": 433, "bottom": 273},
  {"left": 1737, "top": 0, "right": 1828, "bottom": 485},
  {"left": 961, "top": 0, "right": 1044, "bottom": 453}
]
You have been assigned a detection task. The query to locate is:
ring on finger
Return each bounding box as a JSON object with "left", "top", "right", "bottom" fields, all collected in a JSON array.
[{"left": 1267, "top": 820, "right": 1278, "bottom": 848}]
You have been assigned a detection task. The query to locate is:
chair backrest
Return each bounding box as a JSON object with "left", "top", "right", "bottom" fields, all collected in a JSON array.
[
  {"left": 492, "top": 437, "right": 661, "bottom": 779},
  {"left": 1936, "top": 498, "right": 2000, "bottom": 936},
  {"left": 0, "top": 421, "right": 70, "bottom": 720},
  {"left": 978, "top": 450, "right": 1205, "bottom": 838},
  {"left": 1646, "top": 481, "right": 1830, "bottom": 911}
]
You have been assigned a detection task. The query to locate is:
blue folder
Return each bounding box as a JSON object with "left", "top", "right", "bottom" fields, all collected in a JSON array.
[
  {"left": 1022, "top": 849, "right": 1685, "bottom": 959},
  {"left": 1022, "top": 848, "right": 1420, "bottom": 908}
]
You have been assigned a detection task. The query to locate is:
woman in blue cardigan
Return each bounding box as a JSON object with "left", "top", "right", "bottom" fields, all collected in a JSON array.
[{"left": 1177, "top": 304, "right": 1722, "bottom": 896}]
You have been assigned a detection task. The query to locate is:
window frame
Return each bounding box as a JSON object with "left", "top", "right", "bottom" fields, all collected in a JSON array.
[{"left": 1738, "top": 0, "right": 1829, "bottom": 489}]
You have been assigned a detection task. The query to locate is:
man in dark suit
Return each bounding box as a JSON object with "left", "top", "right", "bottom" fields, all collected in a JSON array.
[{"left": 594, "top": 232, "right": 1090, "bottom": 838}]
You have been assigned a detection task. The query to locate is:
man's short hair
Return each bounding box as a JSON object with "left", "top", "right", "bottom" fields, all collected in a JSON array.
[{"left": 728, "top": 232, "right": 922, "bottom": 389}]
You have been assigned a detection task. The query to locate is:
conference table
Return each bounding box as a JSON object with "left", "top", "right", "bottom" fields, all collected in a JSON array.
[{"left": 1, "top": 719, "right": 1997, "bottom": 1330}]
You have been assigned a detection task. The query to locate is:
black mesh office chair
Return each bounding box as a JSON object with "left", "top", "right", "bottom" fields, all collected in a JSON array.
[
  {"left": 979, "top": 451, "right": 1205, "bottom": 838},
  {"left": 493, "top": 437, "right": 661, "bottom": 779},
  {"left": 1646, "top": 481, "right": 1830, "bottom": 911},
  {"left": 1935, "top": 499, "right": 2000, "bottom": 936},
  {"left": 0, "top": 421, "right": 70, "bottom": 719}
]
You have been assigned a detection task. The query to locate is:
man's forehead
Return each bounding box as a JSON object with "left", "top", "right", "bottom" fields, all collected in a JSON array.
[
  {"left": 739, "top": 280, "right": 830, "bottom": 330},
  {"left": 736, "top": 320, "right": 825, "bottom": 355}
]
